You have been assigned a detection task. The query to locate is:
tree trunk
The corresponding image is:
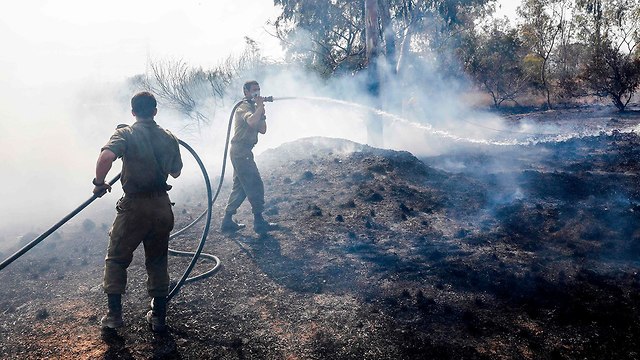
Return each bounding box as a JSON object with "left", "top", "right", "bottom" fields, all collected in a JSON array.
[
  {"left": 542, "top": 58, "right": 553, "bottom": 110},
  {"left": 379, "top": 0, "right": 396, "bottom": 74},
  {"left": 365, "top": 0, "right": 380, "bottom": 67},
  {"left": 611, "top": 93, "right": 626, "bottom": 112},
  {"left": 365, "top": 0, "right": 383, "bottom": 146},
  {"left": 396, "top": 26, "right": 413, "bottom": 76}
]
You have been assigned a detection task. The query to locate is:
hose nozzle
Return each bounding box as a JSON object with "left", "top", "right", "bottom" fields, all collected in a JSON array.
[{"left": 263, "top": 96, "right": 274, "bottom": 102}]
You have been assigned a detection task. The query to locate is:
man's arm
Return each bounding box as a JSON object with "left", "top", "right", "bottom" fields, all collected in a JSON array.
[
  {"left": 93, "top": 149, "right": 117, "bottom": 196},
  {"left": 95, "top": 149, "right": 117, "bottom": 182},
  {"left": 246, "top": 97, "right": 267, "bottom": 134}
]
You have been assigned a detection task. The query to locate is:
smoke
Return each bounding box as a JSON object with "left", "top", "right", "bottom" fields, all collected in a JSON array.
[{"left": 0, "top": 0, "right": 623, "bottom": 253}]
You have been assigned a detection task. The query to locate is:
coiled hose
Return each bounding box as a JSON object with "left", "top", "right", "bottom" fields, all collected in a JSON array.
[{"left": 165, "top": 99, "right": 244, "bottom": 299}]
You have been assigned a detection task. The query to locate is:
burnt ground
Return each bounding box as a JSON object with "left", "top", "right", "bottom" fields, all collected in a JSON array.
[{"left": 1, "top": 107, "right": 640, "bottom": 359}]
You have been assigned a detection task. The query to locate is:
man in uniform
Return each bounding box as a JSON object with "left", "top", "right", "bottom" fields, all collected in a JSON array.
[
  {"left": 93, "top": 91, "right": 183, "bottom": 333},
  {"left": 221, "top": 80, "right": 277, "bottom": 235}
]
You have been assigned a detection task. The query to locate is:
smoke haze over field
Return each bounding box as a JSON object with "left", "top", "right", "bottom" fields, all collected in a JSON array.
[{"left": 0, "top": 0, "right": 601, "bottom": 249}]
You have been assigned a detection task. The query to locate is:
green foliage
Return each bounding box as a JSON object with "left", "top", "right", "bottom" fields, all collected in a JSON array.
[
  {"left": 556, "top": 43, "right": 590, "bottom": 100},
  {"left": 584, "top": 39, "right": 640, "bottom": 111},
  {"left": 517, "top": 0, "right": 574, "bottom": 109},
  {"left": 273, "top": 1, "right": 366, "bottom": 76}
]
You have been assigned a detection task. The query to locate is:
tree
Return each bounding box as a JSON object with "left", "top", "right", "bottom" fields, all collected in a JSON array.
[
  {"left": 464, "top": 19, "right": 531, "bottom": 107},
  {"left": 272, "top": 0, "right": 495, "bottom": 78},
  {"left": 518, "top": 0, "right": 573, "bottom": 109},
  {"left": 584, "top": 39, "right": 640, "bottom": 111},
  {"left": 365, "top": 0, "right": 384, "bottom": 146},
  {"left": 552, "top": 0, "right": 588, "bottom": 102},
  {"left": 576, "top": 0, "right": 640, "bottom": 111},
  {"left": 273, "top": 1, "right": 366, "bottom": 76}
]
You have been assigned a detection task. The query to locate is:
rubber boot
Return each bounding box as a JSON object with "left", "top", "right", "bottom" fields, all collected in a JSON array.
[
  {"left": 220, "top": 213, "right": 246, "bottom": 232},
  {"left": 100, "top": 294, "right": 124, "bottom": 329},
  {"left": 253, "top": 213, "right": 278, "bottom": 234},
  {"left": 146, "top": 296, "right": 167, "bottom": 333}
]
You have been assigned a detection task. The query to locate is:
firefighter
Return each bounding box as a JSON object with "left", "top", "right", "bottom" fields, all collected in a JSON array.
[
  {"left": 221, "top": 80, "right": 277, "bottom": 235},
  {"left": 93, "top": 91, "right": 183, "bottom": 332}
]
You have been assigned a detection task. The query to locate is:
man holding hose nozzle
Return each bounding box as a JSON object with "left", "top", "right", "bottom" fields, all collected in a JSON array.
[
  {"left": 221, "top": 80, "right": 277, "bottom": 235},
  {"left": 93, "top": 91, "right": 183, "bottom": 333}
]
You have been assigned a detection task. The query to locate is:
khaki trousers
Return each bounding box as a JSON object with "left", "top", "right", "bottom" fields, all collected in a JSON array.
[
  {"left": 103, "top": 194, "right": 174, "bottom": 297},
  {"left": 224, "top": 146, "right": 265, "bottom": 215}
]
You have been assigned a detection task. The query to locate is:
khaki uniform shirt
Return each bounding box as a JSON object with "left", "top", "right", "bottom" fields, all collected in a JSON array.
[
  {"left": 231, "top": 99, "right": 264, "bottom": 149},
  {"left": 102, "top": 120, "right": 183, "bottom": 194}
]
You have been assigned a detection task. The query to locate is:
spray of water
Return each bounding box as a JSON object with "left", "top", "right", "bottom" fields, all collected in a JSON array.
[{"left": 271, "top": 96, "right": 638, "bottom": 147}]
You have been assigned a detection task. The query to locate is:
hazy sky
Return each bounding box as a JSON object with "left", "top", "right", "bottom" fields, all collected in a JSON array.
[
  {"left": 0, "top": 0, "right": 283, "bottom": 85},
  {"left": 495, "top": 0, "right": 519, "bottom": 19},
  {"left": 0, "top": 0, "right": 518, "bottom": 86}
]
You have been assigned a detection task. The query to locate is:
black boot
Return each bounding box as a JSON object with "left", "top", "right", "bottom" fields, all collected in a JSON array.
[
  {"left": 253, "top": 213, "right": 278, "bottom": 234},
  {"left": 146, "top": 296, "right": 167, "bottom": 333},
  {"left": 220, "top": 214, "right": 246, "bottom": 232},
  {"left": 100, "top": 294, "right": 124, "bottom": 329}
]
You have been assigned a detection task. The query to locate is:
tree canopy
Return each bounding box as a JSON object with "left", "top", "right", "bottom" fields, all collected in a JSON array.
[
  {"left": 273, "top": 0, "right": 495, "bottom": 77},
  {"left": 272, "top": 0, "right": 640, "bottom": 111}
]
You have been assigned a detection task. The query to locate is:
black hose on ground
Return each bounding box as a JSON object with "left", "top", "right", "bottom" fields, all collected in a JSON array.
[
  {"left": 165, "top": 99, "right": 244, "bottom": 298},
  {"left": 167, "top": 139, "right": 217, "bottom": 300}
]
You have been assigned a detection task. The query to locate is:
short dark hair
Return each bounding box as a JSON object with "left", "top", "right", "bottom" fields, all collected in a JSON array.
[
  {"left": 243, "top": 80, "right": 259, "bottom": 94},
  {"left": 131, "top": 91, "right": 157, "bottom": 118}
]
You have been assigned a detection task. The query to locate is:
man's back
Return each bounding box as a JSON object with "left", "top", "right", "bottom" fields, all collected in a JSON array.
[{"left": 103, "top": 121, "right": 182, "bottom": 194}]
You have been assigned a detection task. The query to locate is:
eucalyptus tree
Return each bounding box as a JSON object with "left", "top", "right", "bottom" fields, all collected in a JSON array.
[{"left": 272, "top": 0, "right": 495, "bottom": 146}]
